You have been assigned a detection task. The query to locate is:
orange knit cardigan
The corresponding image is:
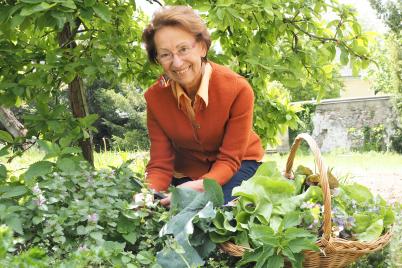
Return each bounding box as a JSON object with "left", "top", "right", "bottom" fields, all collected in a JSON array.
[{"left": 144, "top": 61, "right": 264, "bottom": 191}]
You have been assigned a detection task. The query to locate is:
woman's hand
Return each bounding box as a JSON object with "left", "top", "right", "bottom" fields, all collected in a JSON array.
[
  {"left": 177, "top": 179, "right": 205, "bottom": 192},
  {"left": 160, "top": 193, "right": 172, "bottom": 207},
  {"left": 160, "top": 179, "right": 205, "bottom": 207}
]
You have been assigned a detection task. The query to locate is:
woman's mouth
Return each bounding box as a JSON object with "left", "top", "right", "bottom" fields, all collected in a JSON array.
[{"left": 174, "top": 66, "right": 190, "bottom": 75}]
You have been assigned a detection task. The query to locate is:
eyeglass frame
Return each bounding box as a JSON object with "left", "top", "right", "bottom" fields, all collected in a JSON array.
[{"left": 156, "top": 41, "right": 198, "bottom": 64}]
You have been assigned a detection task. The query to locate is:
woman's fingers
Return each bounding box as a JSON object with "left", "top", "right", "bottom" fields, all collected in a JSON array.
[{"left": 160, "top": 193, "right": 171, "bottom": 207}]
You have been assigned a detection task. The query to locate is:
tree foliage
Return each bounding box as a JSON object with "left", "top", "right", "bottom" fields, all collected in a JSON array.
[
  {"left": 0, "top": 0, "right": 373, "bottom": 159},
  {"left": 0, "top": 0, "right": 156, "bottom": 163},
  {"left": 166, "top": 0, "right": 374, "bottom": 144},
  {"left": 368, "top": 0, "right": 402, "bottom": 152}
]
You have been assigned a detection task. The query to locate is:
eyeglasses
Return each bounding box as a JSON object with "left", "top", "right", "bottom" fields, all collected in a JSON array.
[{"left": 156, "top": 42, "right": 197, "bottom": 64}]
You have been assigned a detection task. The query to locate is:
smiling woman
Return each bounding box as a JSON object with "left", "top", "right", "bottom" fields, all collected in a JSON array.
[{"left": 141, "top": 6, "right": 264, "bottom": 205}]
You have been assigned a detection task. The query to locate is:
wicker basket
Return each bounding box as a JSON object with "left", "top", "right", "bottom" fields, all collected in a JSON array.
[{"left": 221, "top": 133, "right": 393, "bottom": 268}]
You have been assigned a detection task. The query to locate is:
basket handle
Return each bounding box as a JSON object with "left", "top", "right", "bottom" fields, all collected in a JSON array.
[{"left": 284, "top": 133, "right": 332, "bottom": 244}]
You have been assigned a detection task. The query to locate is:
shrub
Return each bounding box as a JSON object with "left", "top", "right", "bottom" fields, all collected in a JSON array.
[{"left": 0, "top": 160, "right": 168, "bottom": 267}]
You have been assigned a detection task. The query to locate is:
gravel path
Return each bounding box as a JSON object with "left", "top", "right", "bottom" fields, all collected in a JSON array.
[{"left": 348, "top": 171, "right": 402, "bottom": 204}]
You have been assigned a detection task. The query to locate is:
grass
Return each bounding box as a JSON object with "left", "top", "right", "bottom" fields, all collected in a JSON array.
[
  {"left": 3, "top": 147, "right": 402, "bottom": 175},
  {"left": 265, "top": 150, "right": 402, "bottom": 176}
]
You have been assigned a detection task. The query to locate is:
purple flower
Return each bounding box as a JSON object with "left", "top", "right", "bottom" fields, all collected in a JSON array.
[
  {"left": 32, "top": 183, "right": 42, "bottom": 195},
  {"left": 87, "top": 176, "right": 93, "bottom": 184},
  {"left": 35, "top": 195, "right": 46, "bottom": 206},
  {"left": 331, "top": 188, "right": 340, "bottom": 196},
  {"left": 87, "top": 213, "right": 98, "bottom": 223}
]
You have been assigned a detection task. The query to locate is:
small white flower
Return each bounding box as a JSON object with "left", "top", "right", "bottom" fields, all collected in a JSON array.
[
  {"left": 131, "top": 192, "right": 155, "bottom": 209},
  {"left": 78, "top": 244, "right": 88, "bottom": 251}
]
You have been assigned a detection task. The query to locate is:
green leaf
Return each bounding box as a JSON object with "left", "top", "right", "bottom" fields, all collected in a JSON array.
[
  {"left": 123, "top": 232, "right": 138, "bottom": 244},
  {"left": 59, "top": 136, "right": 72, "bottom": 147},
  {"left": 37, "top": 140, "right": 60, "bottom": 158},
  {"left": 287, "top": 238, "right": 319, "bottom": 253},
  {"left": 357, "top": 219, "right": 384, "bottom": 242},
  {"left": 341, "top": 183, "right": 373, "bottom": 203},
  {"left": 170, "top": 187, "right": 199, "bottom": 212},
  {"left": 5, "top": 216, "right": 23, "bottom": 234},
  {"left": 249, "top": 224, "right": 278, "bottom": 247},
  {"left": 157, "top": 232, "right": 204, "bottom": 268},
  {"left": 284, "top": 227, "right": 316, "bottom": 240},
  {"left": 266, "top": 255, "right": 284, "bottom": 268},
  {"left": 0, "top": 164, "right": 7, "bottom": 179},
  {"left": 238, "top": 246, "right": 274, "bottom": 267},
  {"left": 136, "top": 250, "right": 153, "bottom": 265},
  {"left": 254, "top": 161, "right": 281, "bottom": 177},
  {"left": 76, "top": 225, "right": 87, "bottom": 235},
  {"left": 282, "top": 211, "right": 301, "bottom": 229},
  {"left": 161, "top": 192, "right": 212, "bottom": 237},
  {"left": 84, "top": 0, "right": 96, "bottom": 7},
  {"left": 20, "top": 2, "right": 55, "bottom": 16},
  {"left": 78, "top": 114, "right": 99, "bottom": 127},
  {"left": 0, "top": 130, "right": 13, "bottom": 143},
  {"left": 0, "top": 186, "right": 27, "bottom": 199},
  {"left": 92, "top": 4, "right": 111, "bottom": 22},
  {"left": 352, "top": 213, "right": 371, "bottom": 233},
  {"left": 20, "top": 0, "right": 43, "bottom": 3},
  {"left": 32, "top": 216, "right": 44, "bottom": 225},
  {"left": 89, "top": 231, "right": 103, "bottom": 241},
  {"left": 203, "top": 179, "right": 224, "bottom": 207},
  {"left": 24, "top": 161, "right": 53, "bottom": 180},
  {"left": 56, "top": 157, "right": 77, "bottom": 173},
  {"left": 61, "top": 0, "right": 76, "bottom": 9},
  {"left": 117, "top": 216, "right": 136, "bottom": 234},
  {"left": 0, "top": 146, "right": 9, "bottom": 157}
]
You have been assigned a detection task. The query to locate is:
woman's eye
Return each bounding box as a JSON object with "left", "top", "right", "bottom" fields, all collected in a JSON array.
[
  {"left": 159, "top": 53, "right": 170, "bottom": 58},
  {"left": 179, "top": 47, "right": 189, "bottom": 54}
]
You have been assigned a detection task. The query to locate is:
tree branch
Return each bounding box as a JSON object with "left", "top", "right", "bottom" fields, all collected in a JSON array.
[
  {"left": 145, "top": 0, "right": 163, "bottom": 7},
  {"left": 252, "top": 12, "right": 260, "bottom": 30},
  {"left": 284, "top": 18, "right": 339, "bottom": 42}
]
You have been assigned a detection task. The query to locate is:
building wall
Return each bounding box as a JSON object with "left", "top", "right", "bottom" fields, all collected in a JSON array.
[
  {"left": 340, "top": 77, "right": 374, "bottom": 98},
  {"left": 311, "top": 96, "right": 395, "bottom": 152}
]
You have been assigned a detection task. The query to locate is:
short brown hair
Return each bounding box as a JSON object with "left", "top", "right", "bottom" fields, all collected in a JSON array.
[{"left": 142, "top": 5, "right": 211, "bottom": 64}]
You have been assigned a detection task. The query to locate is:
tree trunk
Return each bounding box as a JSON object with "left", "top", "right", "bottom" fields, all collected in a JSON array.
[
  {"left": 0, "top": 107, "right": 27, "bottom": 138},
  {"left": 58, "top": 21, "right": 94, "bottom": 166}
]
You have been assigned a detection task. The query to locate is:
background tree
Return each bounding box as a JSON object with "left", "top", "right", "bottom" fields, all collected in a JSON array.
[
  {"left": 0, "top": 0, "right": 156, "bottom": 165},
  {"left": 166, "top": 0, "right": 374, "bottom": 144},
  {"left": 368, "top": 0, "right": 401, "bottom": 152},
  {"left": 87, "top": 80, "right": 149, "bottom": 151},
  {"left": 0, "top": 0, "right": 373, "bottom": 165}
]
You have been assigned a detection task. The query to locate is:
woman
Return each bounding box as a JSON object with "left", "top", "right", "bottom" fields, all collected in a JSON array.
[{"left": 142, "top": 5, "right": 264, "bottom": 205}]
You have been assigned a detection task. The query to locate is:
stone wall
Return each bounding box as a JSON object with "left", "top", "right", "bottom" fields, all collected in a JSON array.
[{"left": 310, "top": 96, "right": 395, "bottom": 152}]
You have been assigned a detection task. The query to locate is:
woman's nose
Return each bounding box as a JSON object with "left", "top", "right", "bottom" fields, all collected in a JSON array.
[{"left": 171, "top": 53, "right": 184, "bottom": 67}]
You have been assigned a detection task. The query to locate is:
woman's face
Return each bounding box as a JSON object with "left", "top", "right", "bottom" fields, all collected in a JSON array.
[{"left": 154, "top": 26, "right": 206, "bottom": 91}]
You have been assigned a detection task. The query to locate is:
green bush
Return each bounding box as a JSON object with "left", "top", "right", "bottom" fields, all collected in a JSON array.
[
  {"left": 0, "top": 160, "right": 167, "bottom": 267},
  {"left": 0, "top": 225, "right": 48, "bottom": 268}
]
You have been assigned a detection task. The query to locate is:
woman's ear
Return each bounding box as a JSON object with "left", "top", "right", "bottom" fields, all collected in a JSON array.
[{"left": 200, "top": 42, "right": 208, "bottom": 58}]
